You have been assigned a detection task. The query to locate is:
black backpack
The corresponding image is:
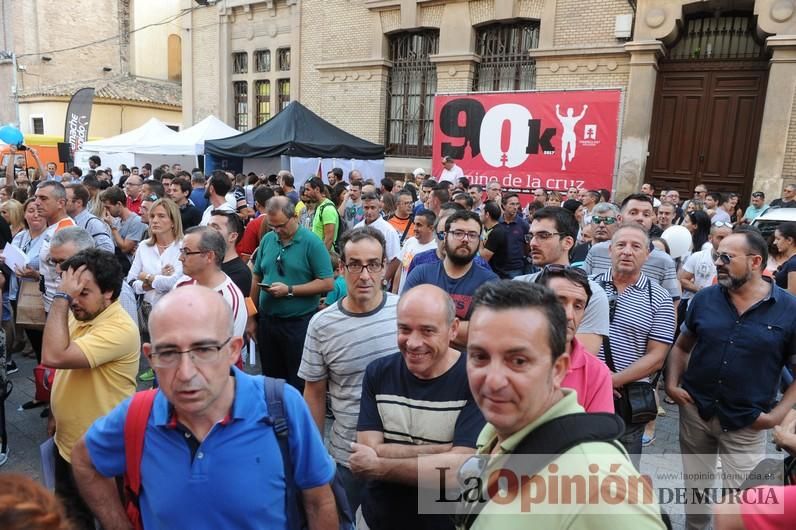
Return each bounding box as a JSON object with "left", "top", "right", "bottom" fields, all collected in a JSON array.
[{"left": 455, "top": 413, "right": 671, "bottom": 530}]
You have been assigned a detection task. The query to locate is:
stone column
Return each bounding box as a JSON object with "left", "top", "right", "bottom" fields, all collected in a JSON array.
[
  {"left": 615, "top": 40, "right": 664, "bottom": 199},
  {"left": 752, "top": 36, "right": 796, "bottom": 197},
  {"left": 218, "top": 8, "right": 231, "bottom": 123}
]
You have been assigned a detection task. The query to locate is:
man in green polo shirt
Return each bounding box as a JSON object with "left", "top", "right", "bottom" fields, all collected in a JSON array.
[
  {"left": 306, "top": 177, "right": 340, "bottom": 251},
  {"left": 251, "top": 196, "right": 333, "bottom": 390},
  {"left": 458, "top": 281, "right": 666, "bottom": 529}
]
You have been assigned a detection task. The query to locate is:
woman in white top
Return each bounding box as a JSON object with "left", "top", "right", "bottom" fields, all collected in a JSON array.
[{"left": 127, "top": 198, "right": 184, "bottom": 307}]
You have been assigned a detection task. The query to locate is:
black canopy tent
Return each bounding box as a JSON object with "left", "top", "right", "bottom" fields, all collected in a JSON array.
[{"left": 204, "top": 102, "right": 384, "bottom": 174}]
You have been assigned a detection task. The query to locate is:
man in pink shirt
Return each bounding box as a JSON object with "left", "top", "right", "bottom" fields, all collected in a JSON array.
[{"left": 536, "top": 265, "right": 613, "bottom": 413}]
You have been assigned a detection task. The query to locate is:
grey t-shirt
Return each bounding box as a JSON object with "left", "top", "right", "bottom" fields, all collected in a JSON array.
[
  {"left": 118, "top": 213, "right": 146, "bottom": 262},
  {"left": 514, "top": 271, "right": 610, "bottom": 337},
  {"left": 298, "top": 293, "right": 399, "bottom": 467}
]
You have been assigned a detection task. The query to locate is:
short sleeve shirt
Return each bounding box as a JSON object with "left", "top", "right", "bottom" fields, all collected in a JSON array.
[
  {"left": 357, "top": 352, "right": 485, "bottom": 529},
  {"left": 84, "top": 369, "right": 335, "bottom": 529},
  {"left": 311, "top": 198, "right": 340, "bottom": 246},
  {"left": 252, "top": 226, "right": 334, "bottom": 317},
  {"left": 682, "top": 248, "right": 717, "bottom": 298},
  {"left": 119, "top": 213, "right": 146, "bottom": 260},
  {"left": 404, "top": 261, "right": 498, "bottom": 319},
  {"left": 583, "top": 241, "right": 681, "bottom": 299},
  {"left": 774, "top": 255, "right": 796, "bottom": 289},
  {"left": 51, "top": 301, "right": 140, "bottom": 462}
]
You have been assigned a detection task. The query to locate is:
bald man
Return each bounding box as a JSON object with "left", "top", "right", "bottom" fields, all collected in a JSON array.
[
  {"left": 350, "top": 284, "right": 484, "bottom": 530},
  {"left": 72, "top": 286, "right": 338, "bottom": 530}
]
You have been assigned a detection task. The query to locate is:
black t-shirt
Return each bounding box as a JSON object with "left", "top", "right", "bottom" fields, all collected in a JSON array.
[
  {"left": 570, "top": 241, "right": 591, "bottom": 266},
  {"left": 770, "top": 199, "right": 796, "bottom": 209},
  {"left": 179, "top": 203, "right": 203, "bottom": 230},
  {"left": 484, "top": 223, "right": 512, "bottom": 278},
  {"left": 775, "top": 255, "right": 796, "bottom": 289},
  {"left": 222, "top": 257, "right": 252, "bottom": 295}
]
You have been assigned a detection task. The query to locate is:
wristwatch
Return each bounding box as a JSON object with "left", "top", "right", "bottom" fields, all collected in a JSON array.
[
  {"left": 287, "top": 285, "right": 294, "bottom": 298},
  {"left": 53, "top": 292, "right": 73, "bottom": 304}
]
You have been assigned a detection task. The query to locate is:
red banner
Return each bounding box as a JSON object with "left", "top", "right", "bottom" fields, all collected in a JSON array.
[{"left": 432, "top": 90, "right": 622, "bottom": 201}]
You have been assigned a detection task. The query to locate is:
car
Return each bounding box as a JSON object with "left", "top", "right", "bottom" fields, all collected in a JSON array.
[{"left": 751, "top": 207, "right": 796, "bottom": 239}]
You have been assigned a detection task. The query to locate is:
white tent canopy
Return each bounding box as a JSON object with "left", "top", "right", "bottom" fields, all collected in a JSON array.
[
  {"left": 164, "top": 115, "right": 240, "bottom": 155},
  {"left": 81, "top": 117, "right": 178, "bottom": 155}
]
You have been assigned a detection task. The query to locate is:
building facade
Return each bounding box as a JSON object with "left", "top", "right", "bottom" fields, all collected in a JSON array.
[
  {"left": 185, "top": 0, "right": 796, "bottom": 201},
  {"left": 0, "top": 0, "right": 182, "bottom": 138}
]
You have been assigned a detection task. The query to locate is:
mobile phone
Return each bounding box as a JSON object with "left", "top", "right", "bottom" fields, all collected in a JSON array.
[{"left": 258, "top": 282, "right": 272, "bottom": 289}]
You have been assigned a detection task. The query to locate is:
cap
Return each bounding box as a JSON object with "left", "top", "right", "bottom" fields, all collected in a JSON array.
[{"left": 412, "top": 168, "right": 426, "bottom": 177}]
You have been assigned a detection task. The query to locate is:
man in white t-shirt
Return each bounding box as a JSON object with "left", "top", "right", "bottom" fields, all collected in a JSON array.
[
  {"left": 355, "top": 192, "right": 400, "bottom": 287},
  {"left": 200, "top": 171, "right": 236, "bottom": 226},
  {"left": 679, "top": 222, "right": 733, "bottom": 299},
  {"left": 175, "top": 227, "right": 247, "bottom": 340},
  {"left": 438, "top": 156, "right": 464, "bottom": 183},
  {"left": 393, "top": 210, "right": 437, "bottom": 294}
]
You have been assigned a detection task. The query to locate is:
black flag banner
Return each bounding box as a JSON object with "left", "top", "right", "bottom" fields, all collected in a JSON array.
[{"left": 64, "top": 87, "right": 95, "bottom": 162}]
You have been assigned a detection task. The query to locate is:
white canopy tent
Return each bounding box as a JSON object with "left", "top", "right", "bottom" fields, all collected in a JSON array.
[
  {"left": 163, "top": 116, "right": 241, "bottom": 155},
  {"left": 76, "top": 118, "right": 195, "bottom": 181}
]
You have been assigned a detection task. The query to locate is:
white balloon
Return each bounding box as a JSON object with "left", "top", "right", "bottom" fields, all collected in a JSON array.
[{"left": 661, "top": 225, "right": 692, "bottom": 259}]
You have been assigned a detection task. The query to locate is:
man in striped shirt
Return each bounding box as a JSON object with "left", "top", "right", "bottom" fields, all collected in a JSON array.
[
  {"left": 592, "top": 224, "right": 675, "bottom": 467},
  {"left": 299, "top": 227, "right": 399, "bottom": 513},
  {"left": 583, "top": 193, "right": 681, "bottom": 305}
]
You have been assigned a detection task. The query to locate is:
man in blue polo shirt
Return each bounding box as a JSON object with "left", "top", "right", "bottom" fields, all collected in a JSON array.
[
  {"left": 666, "top": 230, "right": 796, "bottom": 530},
  {"left": 498, "top": 193, "right": 531, "bottom": 277},
  {"left": 70, "top": 285, "right": 338, "bottom": 530}
]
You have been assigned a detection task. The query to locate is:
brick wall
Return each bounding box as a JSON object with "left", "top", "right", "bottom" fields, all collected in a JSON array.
[
  {"left": 783, "top": 88, "right": 796, "bottom": 180},
  {"left": 553, "top": 0, "right": 632, "bottom": 47},
  {"left": 190, "top": 5, "right": 220, "bottom": 122}
]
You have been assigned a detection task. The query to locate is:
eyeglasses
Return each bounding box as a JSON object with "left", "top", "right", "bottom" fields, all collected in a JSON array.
[
  {"left": 591, "top": 215, "right": 617, "bottom": 225},
  {"left": 694, "top": 190, "right": 706, "bottom": 194},
  {"left": 179, "top": 248, "right": 207, "bottom": 257},
  {"left": 524, "top": 231, "right": 563, "bottom": 243},
  {"left": 716, "top": 253, "right": 757, "bottom": 265},
  {"left": 344, "top": 262, "right": 384, "bottom": 274},
  {"left": 711, "top": 221, "right": 733, "bottom": 228},
  {"left": 276, "top": 247, "right": 286, "bottom": 275},
  {"left": 150, "top": 337, "right": 232, "bottom": 368},
  {"left": 436, "top": 230, "right": 446, "bottom": 241},
  {"left": 448, "top": 230, "right": 481, "bottom": 241}
]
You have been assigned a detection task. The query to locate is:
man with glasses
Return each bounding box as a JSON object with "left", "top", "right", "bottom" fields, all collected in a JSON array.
[
  {"left": 666, "top": 230, "right": 796, "bottom": 530},
  {"left": 740, "top": 191, "right": 768, "bottom": 224},
  {"left": 570, "top": 202, "right": 620, "bottom": 267},
  {"left": 71, "top": 285, "right": 338, "bottom": 529},
  {"left": 515, "top": 207, "right": 610, "bottom": 356},
  {"left": 251, "top": 197, "right": 333, "bottom": 390},
  {"left": 42, "top": 248, "right": 140, "bottom": 529},
  {"left": 769, "top": 183, "right": 796, "bottom": 209},
  {"left": 176, "top": 227, "right": 248, "bottom": 341},
  {"left": 404, "top": 210, "right": 498, "bottom": 347},
  {"left": 123, "top": 175, "right": 143, "bottom": 214},
  {"left": 300, "top": 227, "right": 398, "bottom": 513}
]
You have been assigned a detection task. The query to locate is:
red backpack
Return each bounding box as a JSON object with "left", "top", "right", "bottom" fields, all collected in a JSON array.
[{"left": 123, "top": 389, "right": 158, "bottom": 530}]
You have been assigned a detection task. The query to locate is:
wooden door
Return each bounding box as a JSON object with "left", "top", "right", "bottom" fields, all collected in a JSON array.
[{"left": 645, "top": 61, "right": 768, "bottom": 202}]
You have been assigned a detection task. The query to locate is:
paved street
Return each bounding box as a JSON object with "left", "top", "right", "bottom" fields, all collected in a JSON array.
[{"left": 0, "top": 352, "right": 783, "bottom": 529}]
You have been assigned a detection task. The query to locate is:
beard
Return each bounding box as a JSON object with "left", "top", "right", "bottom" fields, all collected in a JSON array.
[
  {"left": 445, "top": 240, "right": 478, "bottom": 266},
  {"left": 716, "top": 267, "right": 751, "bottom": 290}
]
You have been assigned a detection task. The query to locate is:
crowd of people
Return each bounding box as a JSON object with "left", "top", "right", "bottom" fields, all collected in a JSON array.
[{"left": 0, "top": 148, "right": 794, "bottom": 530}]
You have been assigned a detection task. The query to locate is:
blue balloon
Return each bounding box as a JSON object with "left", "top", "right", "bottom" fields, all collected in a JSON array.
[{"left": 0, "top": 125, "right": 24, "bottom": 145}]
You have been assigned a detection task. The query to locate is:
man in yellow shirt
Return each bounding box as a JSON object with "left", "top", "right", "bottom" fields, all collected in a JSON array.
[{"left": 43, "top": 248, "right": 140, "bottom": 530}]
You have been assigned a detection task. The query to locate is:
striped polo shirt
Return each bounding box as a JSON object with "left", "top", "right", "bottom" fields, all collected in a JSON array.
[
  {"left": 592, "top": 270, "right": 676, "bottom": 381},
  {"left": 583, "top": 241, "right": 682, "bottom": 299},
  {"left": 298, "top": 293, "right": 399, "bottom": 466}
]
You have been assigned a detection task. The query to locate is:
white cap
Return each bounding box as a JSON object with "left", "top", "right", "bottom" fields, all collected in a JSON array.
[{"left": 412, "top": 168, "right": 426, "bottom": 177}]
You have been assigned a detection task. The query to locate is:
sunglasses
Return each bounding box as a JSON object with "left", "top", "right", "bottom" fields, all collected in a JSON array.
[
  {"left": 716, "top": 253, "right": 757, "bottom": 265},
  {"left": 711, "top": 221, "right": 733, "bottom": 228},
  {"left": 591, "top": 215, "right": 617, "bottom": 225}
]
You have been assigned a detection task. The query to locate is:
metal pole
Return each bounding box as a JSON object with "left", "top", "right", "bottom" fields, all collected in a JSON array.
[{"left": 11, "top": 51, "right": 18, "bottom": 128}]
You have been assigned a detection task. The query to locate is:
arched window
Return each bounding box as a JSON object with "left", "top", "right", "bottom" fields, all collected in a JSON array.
[
  {"left": 168, "top": 34, "right": 182, "bottom": 82},
  {"left": 473, "top": 21, "right": 539, "bottom": 91},
  {"left": 668, "top": 13, "right": 766, "bottom": 60},
  {"left": 385, "top": 31, "right": 439, "bottom": 157}
]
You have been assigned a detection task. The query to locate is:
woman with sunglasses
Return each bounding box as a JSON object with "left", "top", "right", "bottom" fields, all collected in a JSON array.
[{"left": 773, "top": 221, "right": 796, "bottom": 295}]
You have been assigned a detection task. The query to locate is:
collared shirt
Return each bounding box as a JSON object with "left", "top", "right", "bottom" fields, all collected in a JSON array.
[
  {"left": 126, "top": 195, "right": 142, "bottom": 215},
  {"left": 127, "top": 240, "right": 183, "bottom": 305},
  {"left": 468, "top": 390, "right": 666, "bottom": 530},
  {"left": 39, "top": 217, "right": 77, "bottom": 311},
  {"left": 592, "top": 270, "right": 676, "bottom": 380},
  {"left": 498, "top": 216, "right": 529, "bottom": 272},
  {"left": 563, "top": 339, "right": 614, "bottom": 413},
  {"left": 681, "top": 280, "right": 796, "bottom": 430},
  {"left": 51, "top": 301, "right": 140, "bottom": 462},
  {"left": 743, "top": 204, "right": 768, "bottom": 222},
  {"left": 583, "top": 241, "right": 681, "bottom": 299},
  {"left": 72, "top": 208, "right": 114, "bottom": 253},
  {"left": 439, "top": 163, "right": 464, "bottom": 183},
  {"left": 84, "top": 369, "right": 336, "bottom": 529},
  {"left": 355, "top": 216, "right": 400, "bottom": 262},
  {"left": 253, "top": 225, "right": 333, "bottom": 318}
]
